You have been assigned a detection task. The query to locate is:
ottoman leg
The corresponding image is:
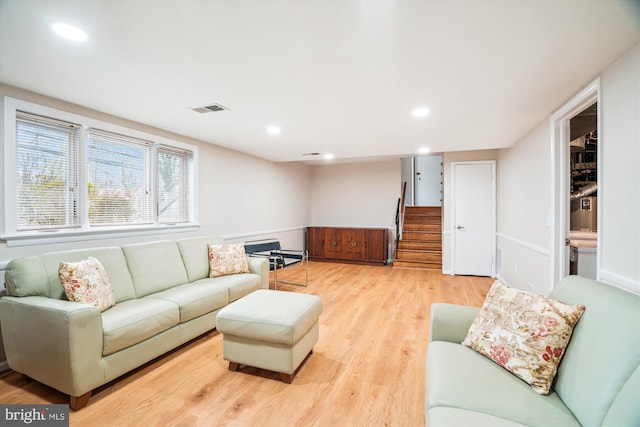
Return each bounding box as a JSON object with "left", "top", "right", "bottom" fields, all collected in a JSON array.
[{"left": 279, "top": 348, "right": 313, "bottom": 384}]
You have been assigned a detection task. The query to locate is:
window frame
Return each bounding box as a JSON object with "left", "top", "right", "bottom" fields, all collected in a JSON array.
[{"left": 2, "top": 96, "right": 199, "bottom": 247}]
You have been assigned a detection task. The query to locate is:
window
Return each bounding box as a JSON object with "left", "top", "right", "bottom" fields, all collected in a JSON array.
[
  {"left": 157, "top": 145, "right": 193, "bottom": 224},
  {"left": 3, "top": 97, "right": 198, "bottom": 244},
  {"left": 15, "top": 111, "right": 82, "bottom": 231},
  {"left": 87, "top": 129, "right": 153, "bottom": 226}
]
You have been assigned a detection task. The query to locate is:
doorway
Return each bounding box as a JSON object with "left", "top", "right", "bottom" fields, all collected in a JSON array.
[
  {"left": 400, "top": 155, "right": 443, "bottom": 206},
  {"left": 568, "top": 103, "right": 598, "bottom": 279},
  {"left": 551, "top": 79, "right": 600, "bottom": 286}
]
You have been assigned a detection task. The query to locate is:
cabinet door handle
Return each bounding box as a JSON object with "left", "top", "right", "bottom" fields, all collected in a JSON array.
[
  {"left": 330, "top": 240, "right": 337, "bottom": 246},
  {"left": 351, "top": 241, "right": 357, "bottom": 247}
]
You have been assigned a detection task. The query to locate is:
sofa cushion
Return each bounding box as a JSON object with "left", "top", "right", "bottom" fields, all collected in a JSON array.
[
  {"left": 177, "top": 236, "right": 224, "bottom": 282},
  {"left": 4, "top": 256, "right": 52, "bottom": 298},
  {"left": 145, "top": 282, "right": 229, "bottom": 323},
  {"left": 462, "top": 280, "right": 584, "bottom": 394},
  {"left": 58, "top": 257, "right": 116, "bottom": 312},
  {"left": 102, "top": 298, "right": 179, "bottom": 356},
  {"left": 122, "top": 241, "right": 189, "bottom": 298},
  {"left": 428, "top": 407, "right": 528, "bottom": 426},
  {"left": 208, "top": 243, "right": 249, "bottom": 278},
  {"left": 5, "top": 247, "right": 136, "bottom": 302},
  {"left": 202, "top": 273, "right": 262, "bottom": 302},
  {"left": 426, "top": 341, "right": 581, "bottom": 426}
]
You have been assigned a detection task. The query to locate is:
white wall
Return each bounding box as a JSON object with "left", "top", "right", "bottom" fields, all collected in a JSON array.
[
  {"left": 496, "top": 121, "right": 552, "bottom": 293},
  {"left": 310, "top": 160, "right": 400, "bottom": 228},
  {"left": 400, "top": 157, "right": 414, "bottom": 206},
  {"left": 599, "top": 43, "right": 639, "bottom": 292},
  {"left": 198, "top": 145, "right": 311, "bottom": 249}
]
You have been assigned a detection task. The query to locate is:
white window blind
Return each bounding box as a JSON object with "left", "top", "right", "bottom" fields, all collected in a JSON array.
[
  {"left": 4, "top": 97, "right": 198, "bottom": 243},
  {"left": 87, "top": 129, "right": 153, "bottom": 226},
  {"left": 157, "top": 145, "right": 193, "bottom": 224},
  {"left": 15, "top": 111, "right": 82, "bottom": 231}
]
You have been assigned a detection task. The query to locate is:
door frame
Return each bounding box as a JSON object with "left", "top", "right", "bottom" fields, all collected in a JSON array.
[
  {"left": 550, "top": 78, "right": 601, "bottom": 287},
  {"left": 450, "top": 160, "right": 496, "bottom": 276}
]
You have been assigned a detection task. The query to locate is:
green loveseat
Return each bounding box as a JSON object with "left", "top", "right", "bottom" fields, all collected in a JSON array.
[
  {"left": 426, "top": 275, "right": 639, "bottom": 426},
  {"left": 0, "top": 236, "right": 268, "bottom": 410}
]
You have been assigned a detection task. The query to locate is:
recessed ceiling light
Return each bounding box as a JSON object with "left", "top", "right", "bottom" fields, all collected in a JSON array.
[
  {"left": 50, "top": 22, "right": 88, "bottom": 42},
  {"left": 418, "top": 147, "right": 430, "bottom": 154},
  {"left": 411, "top": 107, "right": 430, "bottom": 118},
  {"left": 266, "top": 125, "right": 281, "bottom": 135},
  {"left": 323, "top": 153, "right": 334, "bottom": 160}
]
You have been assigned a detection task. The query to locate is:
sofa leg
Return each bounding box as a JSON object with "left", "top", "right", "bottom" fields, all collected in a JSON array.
[
  {"left": 228, "top": 362, "right": 240, "bottom": 371},
  {"left": 70, "top": 391, "right": 92, "bottom": 410},
  {"left": 280, "top": 373, "right": 293, "bottom": 384}
]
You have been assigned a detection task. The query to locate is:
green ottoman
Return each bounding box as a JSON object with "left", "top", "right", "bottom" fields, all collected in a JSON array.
[{"left": 216, "top": 289, "right": 323, "bottom": 383}]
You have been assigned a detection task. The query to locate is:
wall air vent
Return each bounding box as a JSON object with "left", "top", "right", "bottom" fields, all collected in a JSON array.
[{"left": 190, "top": 103, "right": 229, "bottom": 113}]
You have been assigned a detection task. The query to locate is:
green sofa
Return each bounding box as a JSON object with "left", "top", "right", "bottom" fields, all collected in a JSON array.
[
  {"left": 0, "top": 236, "right": 269, "bottom": 410},
  {"left": 426, "top": 275, "right": 639, "bottom": 426}
]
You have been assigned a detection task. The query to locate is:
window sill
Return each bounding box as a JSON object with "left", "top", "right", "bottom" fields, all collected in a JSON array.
[{"left": 0, "top": 224, "right": 201, "bottom": 247}]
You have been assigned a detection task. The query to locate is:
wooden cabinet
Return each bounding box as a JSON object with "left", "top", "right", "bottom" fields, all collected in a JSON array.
[{"left": 305, "top": 226, "right": 388, "bottom": 265}]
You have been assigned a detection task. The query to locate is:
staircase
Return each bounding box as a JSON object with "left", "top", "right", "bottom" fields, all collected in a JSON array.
[{"left": 393, "top": 206, "right": 442, "bottom": 270}]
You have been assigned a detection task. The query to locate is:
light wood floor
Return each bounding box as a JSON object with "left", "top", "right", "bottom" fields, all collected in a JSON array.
[{"left": 0, "top": 261, "right": 493, "bottom": 426}]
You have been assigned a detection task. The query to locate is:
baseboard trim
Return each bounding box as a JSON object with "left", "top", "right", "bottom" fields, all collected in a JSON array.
[
  {"left": 222, "top": 226, "right": 306, "bottom": 241},
  {"left": 0, "top": 360, "right": 10, "bottom": 373}
]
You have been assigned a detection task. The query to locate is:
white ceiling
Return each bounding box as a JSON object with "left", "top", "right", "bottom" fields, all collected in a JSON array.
[{"left": 1, "top": 1, "right": 638, "bottom": 164}]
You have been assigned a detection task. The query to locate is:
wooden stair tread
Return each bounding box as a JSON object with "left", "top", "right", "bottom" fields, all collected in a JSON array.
[
  {"left": 395, "top": 206, "right": 442, "bottom": 270},
  {"left": 401, "top": 232, "right": 441, "bottom": 242},
  {"left": 398, "top": 242, "right": 442, "bottom": 251},
  {"left": 392, "top": 259, "right": 441, "bottom": 270},
  {"left": 403, "top": 206, "right": 441, "bottom": 216}
]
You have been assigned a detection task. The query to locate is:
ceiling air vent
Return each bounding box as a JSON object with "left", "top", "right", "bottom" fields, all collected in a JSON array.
[{"left": 190, "top": 103, "right": 229, "bottom": 113}]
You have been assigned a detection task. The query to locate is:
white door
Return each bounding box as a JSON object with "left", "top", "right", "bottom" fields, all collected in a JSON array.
[
  {"left": 452, "top": 161, "right": 495, "bottom": 276},
  {"left": 415, "top": 155, "right": 442, "bottom": 206}
]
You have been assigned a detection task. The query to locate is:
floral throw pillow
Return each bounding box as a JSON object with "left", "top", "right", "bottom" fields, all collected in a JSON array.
[
  {"left": 208, "top": 243, "right": 249, "bottom": 278},
  {"left": 462, "top": 280, "right": 585, "bottom": 394},
  {"left": 58, "top": 257, "right": 116, "bottom": 312}
]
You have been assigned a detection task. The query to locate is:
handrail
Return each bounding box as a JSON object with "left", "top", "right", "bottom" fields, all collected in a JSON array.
[
  {"left": 400, "top": 181, "right": 407, "bottom": 232},
  {"left": 395, "top": 197, "right": 401, "bottom": 254}
]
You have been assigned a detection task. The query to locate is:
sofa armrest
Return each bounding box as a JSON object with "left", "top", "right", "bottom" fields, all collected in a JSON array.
[
  {"left": 0, "top": 296, "right": 105, "bottom": 396},
  {"left": 429, "top": 303, "right": 480, "bottom": 343},
  {"left": 246, "top": 256, "right": 269, "bottom": 289}
]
